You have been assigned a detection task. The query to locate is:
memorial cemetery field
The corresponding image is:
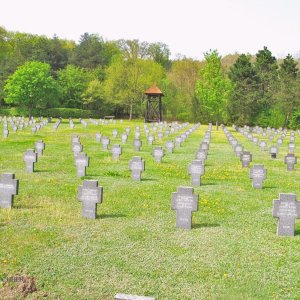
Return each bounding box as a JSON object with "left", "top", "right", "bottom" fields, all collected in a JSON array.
[{"left": 1, "top": 119, "right": 300, "bottom": 299}]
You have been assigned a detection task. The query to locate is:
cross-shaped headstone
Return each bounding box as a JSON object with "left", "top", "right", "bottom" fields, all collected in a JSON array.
[
  {"left": 112, "top": 129, "right": 118, "bottom": 138},
  {"left": 152, "top": 146, "right": 164, "bottom": 163},
  {"left": 35, "top": 140, "right": 45, "bottom": 157},
  {"left": 166, "top": 140, "right": 174, "bottom": 153},
  {"left": 269, "top": 146, "right": 278, "bottom": 158},
  {"left": 259, "top": 141, "right": 267, "bottom": 151},
  {"left": 133, "top": 139, "right": 142, "bottom": 151},
  {"left": 201, "top": 142, "right": 209, "bottom": 153},
  {"left": 171, "top": 186, "right": 198, "bottom": 229},
  {"left": 240, "top": 151, "right": 252, "bottom": 168},
  {"left": 121, "top": 133, "right": 128, "bottom": 143},
  {"left": 0, "top": 173, "right": 18, "bottom": 208},
  {"left": 234, "top": 144, "right": 244, "bottom": 157},
  {"left": 285, "top": 154, "right": 297, "bottom": 171},
  {"left": 95, "top": 133, "right": 102, "bottom": 142},
  {"left": 147, "top": 135, "right": 154, "bottom": 145},
  {"left": 273, "top": 193, "right": 300, "bottom": 236},
  {"left": 3, "top": 129, "right": 9, "bottom": 138},
  {"left": 78, "top": 180, "right": 103, "bottom": 219},
  {"left": 72, "top": 142, "right": 83, "bottom": 157},
  {"left": 188, "top": 160, "right": 205, "bottom": 186},
  {"left": 288, "top": 143, "right": 296, "bottom": 154},
  {"left": 75, "top": 153, "right": 89, "bottom": 177},
  {"left": 249, "top": 164, "right": 267, "bottom": 189},
  {"left": 112, "top": 144, "right": 122, "bottom": 160},
  {"left": 101, "top": 136, "right": 110, "bottom": 150},
  {"left": 129, "top": 156, "right": 145, "bottom": 181},
  {"left": 175, "top": 136, "right": 182, "bottom": 147},
  {"left": 23, "top": 150, "right": 37, "bottom": 173},
  {"left": 157, "top": 132, "right": 163, "bottom": 140},
  {"left": 195, "top": 149, "right": 207, "bottom": 161}
]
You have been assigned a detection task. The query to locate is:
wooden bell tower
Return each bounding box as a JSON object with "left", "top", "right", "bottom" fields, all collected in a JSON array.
[{"left": 144, "top": 86, "right": 164, "bottom": 122}]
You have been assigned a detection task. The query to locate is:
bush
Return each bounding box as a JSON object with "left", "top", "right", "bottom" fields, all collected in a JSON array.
[
  {"left": 289, "top": 110, "right": 300, "bottom": 129},
  {"left": 255, "top": 108, "right": 285, "bottom": 128},
  {"left": 0, "top": 107, "right": 102, "bottom": 118}
]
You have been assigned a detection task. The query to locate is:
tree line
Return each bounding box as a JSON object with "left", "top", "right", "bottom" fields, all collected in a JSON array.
[{"left": 1, "top": 26, "right": 300, "bottom": 128}]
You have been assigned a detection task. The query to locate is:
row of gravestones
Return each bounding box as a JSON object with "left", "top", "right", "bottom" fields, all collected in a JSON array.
[
  {"left": 223, "top": 126, "right": 300, "bottom": 236},
  {"left": 223, "top": 126, "right": 267, "bottom": 188},
  {"left": 236, "top": 126, "right": 298, "bottom": 170},
  {"left": 23, "top": 140, "right": 45, "bottom": 172},
  {"left": 2, "top": 116, "right": 52, "bottom": 137}
]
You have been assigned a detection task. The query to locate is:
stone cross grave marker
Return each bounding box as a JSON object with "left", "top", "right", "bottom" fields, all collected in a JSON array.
[
  {"left": 101, "top": 136, "right": 110, "bottom": 150},
  {"left": 112, "top": 129, "right": 118, "bottom": 138},
  {"left": 273, "top": 193, "right": 300, "bottom": 236},
  {"left": 23, "top": 150, "right": 37, "bottom": 173},
  {"left": 72, "top": 135, "right": 80, "bottom": 143},
  {"left": 201, "top": 142, "right": 209, "bottom": 153},
  {"left": 78, "top": 180, "right": 103, "bottom": 219},
  {"left": 240, "top": 151, "right": 252, "bottom": 168},
  {"left": 288, "top": 142, "right": 295, "bottom": 154},
  {"left": 72, "top": 142, "right": 82, "bottom": 157},
  {"left": 157, "top": 132, "right": 163, "bottom": 140},
  {"left": 3, "top": 129, "right": 9, "bottom": 138},
  {"left": 259, "top": 141, "right": 267, "bottom": 151},
  {"left": 277, "top": 138, "right": 283, "bottom": 146},
  {"left": 133, "top": 139, "right": 142, "bottom": 151},
  {"left": 152, "top": 146, "right": 164, "bottom": 163},
  {"left": 129, "top": 156, "right": 145, "bottom": 181},
  {"left": 285, "top": 154, "right": 297, "bottom": 171},
  {"left": 115, "top": 294, "right": 155, "bottom": 300},
  {"left": 249, "top": 164, "right": 267, "bottom": 189},
  {"left": 0, "top": 174, "right": 18, "bottom": 208},
  {"left": 112, "top": 144, "right": 122, "bottom": 160},
  {"left": 171, "top": 187, "right": 198, "bottom": 229},
  {"left": 234, "top": 144, "right": 244, "bottom": 157},
  {"left": 35, "top": 140, "right": 45, "bottom": 157},
  {"left": 188, "top": 160, "right": 205, "bottom": 186},
  {"left": 125, "top": 127, "right": 130, "bottom": 134},
  {"left": 269, "top": 146, "right": 278, "bottom": 158},
  {"left": 175, "top": 136, "right": 182, "bottom": 147},
  {"left": 121, "top": 133, "right": 128, "bottom": 143},
  {"left": 196, "top": 149, "right": 207, "bottom": 161},
  {"left": 96, "top": 133, "right": 102, "bottom": 143},
  {"left": 166, "top": 140, "right": 174, "bottom": 153},
  {"left": 75, "top": 153, "right": 89, "bottom": 177},
  {"left": 147, "top": 135, "right": 154, "bottom": 145}
]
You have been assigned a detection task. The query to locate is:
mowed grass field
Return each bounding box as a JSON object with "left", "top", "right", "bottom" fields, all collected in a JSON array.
[{"left": 0, "top": 119, "right": 300, "bottom": 300}]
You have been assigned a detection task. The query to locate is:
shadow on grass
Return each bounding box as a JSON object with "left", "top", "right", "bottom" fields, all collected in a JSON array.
[
  {"left": 15, "top": 205, "right": 42, "bottom": 209},
  {"left": 141, "top": 178, "right": 158, "bottom": 182},
  {"left": 263, "top": 185, "right": 276, "bottom": 189},
  {"left": 97, "top": 213, "right": 126, "bottom": 219},
  {"left": 294, "top": 228, "right": 300, "bottom": 235},
  {"left": 34, "top": 170, "right": 48, "bottom": 173},
  {"left": 202, "top": 182, "right": 217, "bottom": 186},
  {"left": 193, "top": 223, "right": 220, "bottom": 229}
]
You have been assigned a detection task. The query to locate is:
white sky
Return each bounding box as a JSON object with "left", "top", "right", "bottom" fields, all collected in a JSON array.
[{"left": 1, "top": 0, "right": 300, "bottom": 59}]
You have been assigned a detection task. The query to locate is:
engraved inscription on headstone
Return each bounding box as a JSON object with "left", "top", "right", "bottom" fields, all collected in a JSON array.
[
  {"left": 152, "top": 146, "right": 164, "bottom": 163},
  {"left": 284, "top": 154, "right": 297, "bottom": 171},
  {"left": 240, "top": 151, "right": 252, "bottom": 168},
  {"left": 78, "top": 180, "right": 103, "bottom": 219},
  {"left": 75, "top": 153, "right": 89, "bottom": 177},
  {"left": 129, "top": 156, "right": 145, "bottom": 181},
  {"left": 133, "top": 139, "right": 142, "bottom": 151},
  {"left": 249, "top": 165, "right": 267, "bottom": 189},
  {"left": 188, "top": 160, "right": 205, "bottom": 186},
  {"left": 112, "top": 144, "right": 122, "bottom": 160},
  {"left": 171, "top": 187, "right": 198, "bottom": 229},
  {"left": 35, "top": 140, "right": 45, "bottom": 157},
  {"left": 273, "top": 193, "right": 300, "bottom": 236}
]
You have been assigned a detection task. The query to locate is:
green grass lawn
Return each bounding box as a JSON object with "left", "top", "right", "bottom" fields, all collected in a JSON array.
[{"left": 0, "top": 119, "right": 300, "bottom": 299}]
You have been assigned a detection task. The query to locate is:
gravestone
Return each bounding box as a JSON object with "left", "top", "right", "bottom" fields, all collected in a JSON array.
[
  {"left": 72, "top": 135, "right": 80, "bottom": 143},
  {"left": 147, "top": 135, "right": 154, "bottom": 145},
  {"left": 288, "top": 143, "right": 295, "bottom": 154},
  {"left": 72, "top": 142, "right": 83, "bottom": 157},
  {"left": 78, "top": 180, "right": 103, "bottom": 219},
  {"left": 175, "top": 136, "right": 182, "bottom": 147},
  {"left": 23, "top": 150, "right": 37, "bottom": 173},
  {"left": 96, "top": 133, "right": 102, "bottom": 142},
  {"left": 249, "top": 165, "right": 267, "bottom": 189},
  {"left": 135, "top": 131, "right": 141, "bottom": 139},
  {"left": 196, "top": 149, "right": 207, "bottom": 161},
  {"left": 269, "top": 146, "right": 278, "bottom": 158},
  {"left": 115, "top": 294, "right": 155, "bottom": 300},
  {"left": 101, "top": 136, "right": 110, "bottom": 150},
  {"left": 234, "top": 144, "right": 244, "bottom": 157},
  {"left": 272, "top": 193, "right": 300, "bottom": 236},
  {"left": 35, "top": 140, "right": 45, "bottom": 157},
  {"left": 201, "top": 142, "right": 209, "bottom": 153},
  {"left": 157, "top": 132, "right": 163, "bottom": 140},
  {"left": 129, "top": 156, "right": 145, "bottom": 181},
  {"left": 75, "top": 153, "right": 89, "bottom": 177},
  {"left": 284, "top": 154, "right": 297, "bottom": 171},
  {"left": 125, "top": 127, "right": 131, "bottom": 135},
  {"left": 171, "top": 186, "right": 198, "bottom": 229},
  {"left": 259, "top": 140, "right": 267, "bottom": 151},
  {"left": 112, "top": 144, "right": 122, "bottom": 160},
  {"left": 240, "top": 151, "right": 252, "bottom": 168},
  {"left": 188, "top": 160, "right": 205, "bottom": 186},
  {"left": 133, "top": 139, "right": 142, "bottom": 151},
  {"left": 152, "top": 146, "right": 164, "bottom": 163},
  {"left": 277, "top": 138, "right": 283, "bottom": 146},
  {"left": 112, "top": 129, "right": 118, "bottom": 138},
  {"left": 121, "top": 133, "right": 128, "bottom": 143},
  {"left": 166, "top": 140, "right": 174, "bottom": 153},
  {"left": 0, "top": 174, "right": 19, "bottom": 208},
  {"left": 3, "top": 129, "right": 9, "bottom": 138}
]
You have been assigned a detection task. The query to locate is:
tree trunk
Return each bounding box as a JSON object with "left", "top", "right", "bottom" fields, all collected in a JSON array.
[
  {"left": 129, "top": 104, "right": 133, "bottom": 120},
  {"left": 284, "top": 112, "right": 290, "bottom": 128},
  {"left": 216, "top": 117, "right": 219, "bottom": 131}
]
